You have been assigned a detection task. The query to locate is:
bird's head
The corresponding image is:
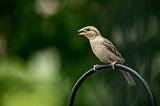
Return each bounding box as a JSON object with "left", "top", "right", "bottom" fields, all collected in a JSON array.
[{"left": 78, "top": 26, "right": 101, "bottom": 40}]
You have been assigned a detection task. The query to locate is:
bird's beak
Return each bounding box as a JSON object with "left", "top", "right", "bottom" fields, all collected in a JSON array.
[{"left": 78, "top": 28, "right": 86, "bottom": 36}]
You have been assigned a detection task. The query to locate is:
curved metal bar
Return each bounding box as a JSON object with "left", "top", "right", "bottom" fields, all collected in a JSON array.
[{"left": 67, "top": 64, "right": 156, "bottom": 106}]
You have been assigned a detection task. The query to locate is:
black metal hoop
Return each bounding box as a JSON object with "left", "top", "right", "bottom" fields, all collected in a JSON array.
[{"left": 67, "top": 64, "right": 156, "bottom": 106}]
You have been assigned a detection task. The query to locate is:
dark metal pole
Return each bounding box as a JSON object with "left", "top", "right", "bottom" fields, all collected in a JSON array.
[{"left": 67, "top": 64, "right": 156, "bottom": 106}]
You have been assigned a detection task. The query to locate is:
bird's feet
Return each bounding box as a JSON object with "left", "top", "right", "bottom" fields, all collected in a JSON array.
[
  {"left": 93, "top": 64, "right": 99, "bottom": 71},
  {"left": 110, "top": 61, "right": 117, "bottom": 70}
]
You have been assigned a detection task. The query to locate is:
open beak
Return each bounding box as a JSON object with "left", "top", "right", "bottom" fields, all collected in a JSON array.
[{"left": 78, "top": 28, "right": 86, "bottom": 36}]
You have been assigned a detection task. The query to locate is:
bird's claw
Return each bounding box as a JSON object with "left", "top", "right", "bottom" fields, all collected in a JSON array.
[
  {"left": 110, "top": 61, "right": 117, "bottom": 70},
  {"left": 93, "top": 64, "right": 99, "bottom": 71}
]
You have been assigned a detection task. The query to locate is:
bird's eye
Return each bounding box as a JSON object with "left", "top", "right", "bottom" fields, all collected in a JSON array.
[{"left": 86, "top": 28, "right": 90, "bottom": 31}]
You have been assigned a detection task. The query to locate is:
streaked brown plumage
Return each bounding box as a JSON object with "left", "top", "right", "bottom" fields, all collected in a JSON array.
[{"left": 78, "top": 26, "right": 136, "bottom": 86}]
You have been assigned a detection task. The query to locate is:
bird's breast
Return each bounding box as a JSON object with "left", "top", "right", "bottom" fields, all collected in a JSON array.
[{"left": 89, "top": 38, "right": 113, "bottom": 63}]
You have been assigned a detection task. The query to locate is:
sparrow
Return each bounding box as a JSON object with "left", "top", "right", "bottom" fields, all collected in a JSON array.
[{"left": 78, "top": 26, "right": 136, "bottom": 86}]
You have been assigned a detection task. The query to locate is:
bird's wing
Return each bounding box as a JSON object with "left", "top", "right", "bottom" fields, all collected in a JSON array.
[{"left": 103, "top": 38, "right": 125, "bottom": 63}]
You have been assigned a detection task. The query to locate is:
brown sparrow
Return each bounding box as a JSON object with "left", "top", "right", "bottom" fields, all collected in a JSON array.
[{"left": 78, "top": 26, "right": 136, "bottom": 86}]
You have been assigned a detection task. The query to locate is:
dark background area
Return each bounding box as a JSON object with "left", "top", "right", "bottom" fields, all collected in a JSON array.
[{"left": 0, "top": 0, "right": 159, "bottom": 106}]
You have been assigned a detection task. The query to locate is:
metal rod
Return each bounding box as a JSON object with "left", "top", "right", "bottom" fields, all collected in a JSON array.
[{"left": 67, "top": 64, "right": 156, "bottom": 106}]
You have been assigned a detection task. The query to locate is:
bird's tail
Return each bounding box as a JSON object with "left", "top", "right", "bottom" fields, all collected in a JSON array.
[{"left": 120, "top": 70, "right": 136, "bottom": 86}]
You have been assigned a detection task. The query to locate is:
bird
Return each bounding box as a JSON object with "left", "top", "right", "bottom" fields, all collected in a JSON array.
[{"left": 78, "top": 26, "right": 136, "bottom": 86}]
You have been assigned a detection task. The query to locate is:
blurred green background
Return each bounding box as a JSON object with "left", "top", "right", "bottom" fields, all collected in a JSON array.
[{"left": 0, "top": 0, "right": 160, "bottom": 106}]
